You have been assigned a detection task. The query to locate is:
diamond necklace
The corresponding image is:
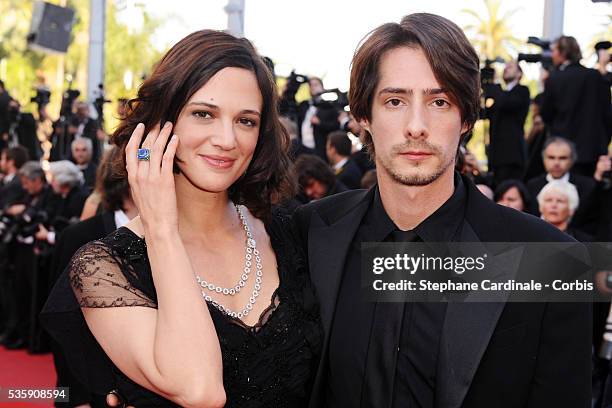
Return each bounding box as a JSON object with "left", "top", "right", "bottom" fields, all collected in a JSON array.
[{"left": 195, "top": 203, "right": 262, "bottom": 320}]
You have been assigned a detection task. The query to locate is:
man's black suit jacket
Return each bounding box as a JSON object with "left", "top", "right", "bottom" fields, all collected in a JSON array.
[
  {"left": 336, "top": 158, "right": 363, "bottom": 190},
  {"left": 526, "top": 172, "right": 596, "bottom": 219},
  {"left": 297, "top": 100, "right": 340, "bottom": 160},
  {"left": 293, "top": 174, "right": 590, "bottom": 408},
  {"left": 541, "top": 63, "right": 612, "bottom": 164},
  {"left": 487, "top": 84, "right": 530, "bottom": 168},
  {"left": 0, "top": 175, "right": 25, "bottom": 209}
]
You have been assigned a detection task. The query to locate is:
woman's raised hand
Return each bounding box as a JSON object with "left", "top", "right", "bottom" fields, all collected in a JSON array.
[{"left": 125, "top": 122, "right": 180, "bottom": 235}]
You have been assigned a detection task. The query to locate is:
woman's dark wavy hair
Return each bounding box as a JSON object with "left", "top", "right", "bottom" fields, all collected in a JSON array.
[
  {"left": 111, "top": 30, "right": 294, "bottom": 220},
  {"left": 494, "top": 179, "right": 531, "bottom": 210},
  {"left": 96, "top": 147, "right": 130, "bottom": 212}
]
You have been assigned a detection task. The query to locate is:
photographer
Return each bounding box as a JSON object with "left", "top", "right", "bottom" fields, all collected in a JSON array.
[
  {"left": 0, "top": 80, "right": 12, "bottom": 150},
  {"left": 484, "top": 60, "right": 531, "bottom": 186},
  {"left": 4, "top": 99, "right": 41, "bottom": 161},
  {"left": 297, "top": 77, "right": 342, "bottom": 160},
  {"left": 38, "top": 161, "right": 89, "bottom": 246},
  {"left": 1, "top": 161, "right": 56, "bottom": 349},
  {"left": 0, "top": 146, "right": 29, "bottom": 209},
  {"left": 541, "top": 35, "right": 612, "bottom": 177}
]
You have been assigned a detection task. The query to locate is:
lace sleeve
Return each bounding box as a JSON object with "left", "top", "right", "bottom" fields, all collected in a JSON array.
[{"left": 68, "top": 240, "right": 157, "bottom": 308}]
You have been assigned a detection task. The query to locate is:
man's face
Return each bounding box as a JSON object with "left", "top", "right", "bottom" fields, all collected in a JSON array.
[
  {"left": 309, "top": 78, "right": 324, "bottom": 98},
  {"left": 503, "top": 62, "right": 520, "bottom": 83},
  {"left": 72, "top": 142, "right": 91, "bottom": 165},
  {"left": 20, "top": 176, "right": 44, "bottom": 195},
  {"left": 551, "top": 42, "right": 565, "bottom": 67},
  {"left": 304, "top": 178, "right": 328, "bottom": 201},
  {"left": 543, "top": 142, "right": 573, "bottom": 178},
  {"left": 76, "top": 104, "right": 89, "bottom": 119},
  {"left": 0, "top": 153, "right": 8, "bottom": 173},
  {"left": 325, "top": 140, "right": 336, "bottom": 164},
  {"left": 360, "top": 46, "right": 467, "bottom": 186}
]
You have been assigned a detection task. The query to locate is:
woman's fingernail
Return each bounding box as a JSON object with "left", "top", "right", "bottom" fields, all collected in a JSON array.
[
  {"left": 171, "top": 135, "right": 178, "bottom": 142},
  {"left": 164, "top": 121, "right": 172, "bottom": 128}
]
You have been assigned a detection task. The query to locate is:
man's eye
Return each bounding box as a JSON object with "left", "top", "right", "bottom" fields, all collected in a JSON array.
[
  {"left": 386, "top": 98, "right": 402, "bottom": 107},
  {"left": 432, "top": 99, "right": 449, "bottom": 108}
]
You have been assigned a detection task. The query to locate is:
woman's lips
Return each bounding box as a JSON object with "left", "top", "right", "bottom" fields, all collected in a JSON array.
[{"left": 200, "top": 155, "right": 236, "bottom": 169}]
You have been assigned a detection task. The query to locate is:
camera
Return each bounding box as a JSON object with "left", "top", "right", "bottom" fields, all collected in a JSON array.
[
  {"left": 313, "top": 88, "right": 349, "bottom": 111},
  {"left": 517, "top": 36, "right": 553, "bottom": 70},
  {"left": 30, "top": 87, "right": 51, "bottom": 106},
  {"left": 0, "top": 207, "right": 48, "bottom": 245},
  {"left": 279, "top": 70, "right": 310, "bottom": 121}
]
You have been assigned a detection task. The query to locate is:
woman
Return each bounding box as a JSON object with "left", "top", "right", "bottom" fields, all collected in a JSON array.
[
  {"left": 494, "top": 179, "right": 531, "bottom": 212},
  {"left": 537, "top": 179, "right": 591, "bottom": 241},
  {"left": 41, "top": 30, "right": 321, "bottom": 407}
]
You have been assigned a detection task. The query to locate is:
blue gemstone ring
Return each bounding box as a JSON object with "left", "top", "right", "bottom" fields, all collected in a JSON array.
[{"left": 137, "top": 148, "right": 151, "bottom": 161}]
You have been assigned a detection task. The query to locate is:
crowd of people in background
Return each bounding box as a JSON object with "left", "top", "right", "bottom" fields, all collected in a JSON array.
[{"left": 0, "top": 32, "right": 610, "bottom": 406}]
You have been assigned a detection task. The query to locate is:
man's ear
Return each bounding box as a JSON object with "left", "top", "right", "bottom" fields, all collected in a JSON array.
[
  {"left": 359, "top": 118, "right": 371, "bottom": 134},
  {"left": 460, "top": 121, "right": 470, "bottom": 137}
]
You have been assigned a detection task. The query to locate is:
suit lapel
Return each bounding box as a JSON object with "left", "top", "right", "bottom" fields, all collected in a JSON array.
[
  {"left": 435, "top": 180, "right": 518, "bottom": 408},
  {"left": 308, "top": 190, "right": 372, "bottom": 407}
]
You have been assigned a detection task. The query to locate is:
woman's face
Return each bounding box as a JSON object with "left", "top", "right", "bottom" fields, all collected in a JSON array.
[
  {"left": 540, "top": 189, "right": 572, "bottom": 226},
  {"left": 173, "top": 67, "right": 263, "bottom": 193},
  {"left": 497, "top": 186, "right": 524, "bottom": 212}
]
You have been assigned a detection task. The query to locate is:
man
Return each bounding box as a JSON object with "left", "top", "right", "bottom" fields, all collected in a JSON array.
[
  {"left": 0, "top": 80, "right": 12, "bottom": 150},
  {"left": 0, "top": 146, "right": 29, "bottom": 209},
  {"left": 541, "top": 36, "right": 612, "bottom": 177},
  {"left": 2, "top": 161, "right": 57, "bottom": 349},
  {"left": 526, "top": 137, "right": 595, "bottom": 218},
  {"left": 297, "top": 77, "right": 341, "bottom": 160},
  {"left": 326, "top": 130, "right": 363, "bottom": 189},
  {"left": 70, "top": 137, "right": 97, "bottom": 192},
  {"left": 293, "top": 14, "right": 589, "bottom": 408},
  {"left": 69, "top": 102, "right": 102, "bottom": 164},
  {"left": 280, "top": 115, "right": 316, "bottom": 159},
  {"left": 485, "top": 60, "right": 531, "bottom": 186},
  {"left": 294, "top": 154, "right": 347, "bottom": 202}
]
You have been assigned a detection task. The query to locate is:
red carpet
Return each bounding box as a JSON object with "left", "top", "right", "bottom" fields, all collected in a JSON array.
[{"left": 0, "top": 346, "right": 56, "bottom": 407}]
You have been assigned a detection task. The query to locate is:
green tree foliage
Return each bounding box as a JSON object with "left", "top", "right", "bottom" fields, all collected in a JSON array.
[
  {"left": 462, "top": 0, "right": 524, "bottom": 62},
  {"left": 0, "top": 0, "right": 166, "bottom": 133}
]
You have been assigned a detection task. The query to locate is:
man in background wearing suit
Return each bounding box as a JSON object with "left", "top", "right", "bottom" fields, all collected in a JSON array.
[
  {"left": 297, "top": 77, "right": 342, "bottom": 160},
  {"left": 541, "top": 35, "right": 612, "bottom": 177},
  {"left": 326, "top": 130, "right": 363, "bottom": 189},
  {"left": 294, "top": 13, "right": 590, "bottom": 408},
  {"left": 526, "top": 137, "right": 595, "bottom": 221},
  {"left": 0, "top": 146, "right": 28, "bottom": 209},
  {"left": 485, "top": 60, "right": 531, "bottom": 186}
]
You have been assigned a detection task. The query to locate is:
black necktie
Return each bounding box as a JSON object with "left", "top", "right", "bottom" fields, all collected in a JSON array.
[{"left": 361, "top": 230, "right": 420, "bottom": 408}]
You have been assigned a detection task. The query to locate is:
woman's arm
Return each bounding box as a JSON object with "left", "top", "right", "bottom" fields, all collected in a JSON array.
[{"left": 81, "top": 123, "right": 224, "bottom": 408}]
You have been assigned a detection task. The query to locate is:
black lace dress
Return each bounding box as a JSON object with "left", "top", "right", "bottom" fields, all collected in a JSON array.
[{"left": 40, "top": 213, "right": 322, "bottom": 407}]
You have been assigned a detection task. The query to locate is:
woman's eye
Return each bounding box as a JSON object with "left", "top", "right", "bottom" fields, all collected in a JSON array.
[
  {"left": 193, "top": 111, "right": 212, "bottom": 119},
  {"left": 239, "top": 118, "right": 257, "bottom": 127}
]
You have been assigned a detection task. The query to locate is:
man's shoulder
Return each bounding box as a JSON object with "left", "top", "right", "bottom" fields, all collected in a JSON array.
[
  {"left": 294, "top": 189, "right": 369, "bottom": 224},
  {"left": 58, "top": 213, "right": 108, "bottom": 243},
  {"left": 471, "top": 196, "right": 574, "bottom": 243},
  {"left": 526, "top": 174, "right": 546, "bottom": 188}
]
